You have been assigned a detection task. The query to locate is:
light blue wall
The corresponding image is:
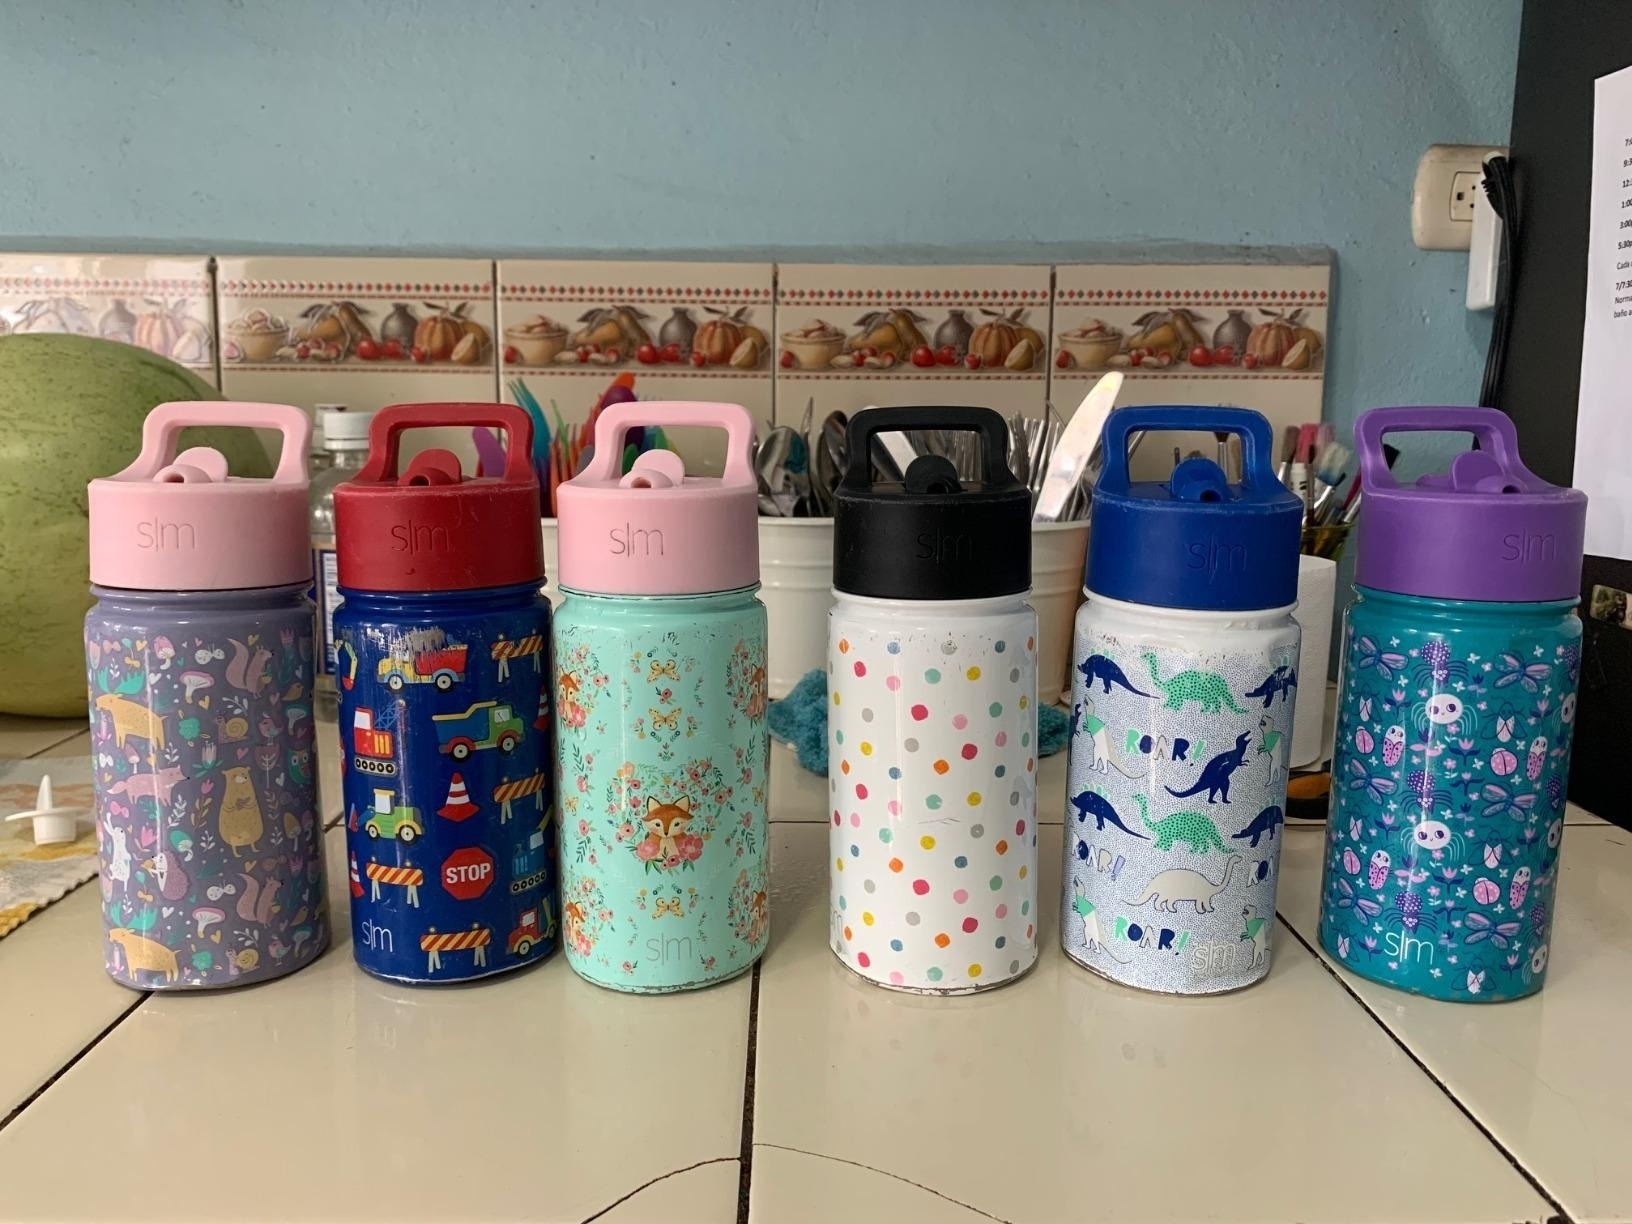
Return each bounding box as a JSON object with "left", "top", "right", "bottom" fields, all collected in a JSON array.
[{"left": 1, "top": 0, "right": 1518, "bottom": 426}]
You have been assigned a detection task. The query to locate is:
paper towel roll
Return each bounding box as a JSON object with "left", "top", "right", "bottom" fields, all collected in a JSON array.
[{"left": 1291, "top": 555, "right": 1337, "bottom": 768}]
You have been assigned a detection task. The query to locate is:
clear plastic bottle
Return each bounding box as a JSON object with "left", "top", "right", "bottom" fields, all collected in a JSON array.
[{"left": 308, "top": 405, "right": 372, "bottom": 707}]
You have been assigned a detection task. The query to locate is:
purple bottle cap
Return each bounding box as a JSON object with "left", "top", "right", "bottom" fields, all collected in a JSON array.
[{"left": 1354, "top": 407, "right": 1586, "bottom": 603}]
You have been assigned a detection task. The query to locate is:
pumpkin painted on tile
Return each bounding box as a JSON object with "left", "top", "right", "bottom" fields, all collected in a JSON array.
[
  {"left": 415, "top": 304, "right": 467, "bottom": 362},
  {"left": 969, "top": 308, "right": 1040, "bottom": 367},
  {"left": 134, "top": 300, "right": 187, "bottom": 358},
  {"left": 695, "top": 306, "right": 758, "bottom": 365},
  {"left": 1246, "top": 307, "right": 1320, "bottom": 368}
]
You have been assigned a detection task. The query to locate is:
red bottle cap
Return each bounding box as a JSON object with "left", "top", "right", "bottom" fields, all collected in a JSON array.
[{"left": 334, "top": 402, "right": 543, "bottom": 593}]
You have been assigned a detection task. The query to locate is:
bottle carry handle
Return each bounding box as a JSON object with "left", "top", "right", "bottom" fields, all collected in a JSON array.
[
  {"left": 1095, "top": 405, "right": 1277, "bottom": 496},
  {"left": 840, "top": 406, "right": 1016, "bottom": 491},
  {"left": 580, "top": 401, "right": 756, "bottom": 488},
  {"left": 118, "top": 401, "right": 311, "bottom": 486},
  {"left": 359, "top": 402, "right": 535, "bottom": 486},
  {"left": 1355, "top": 406, "right": 1540, "bottom": 493}
]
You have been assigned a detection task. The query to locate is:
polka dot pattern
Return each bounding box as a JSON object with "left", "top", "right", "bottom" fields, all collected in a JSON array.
[{"left": 828, "top": 611, "right": 1040, "bottom": 993}]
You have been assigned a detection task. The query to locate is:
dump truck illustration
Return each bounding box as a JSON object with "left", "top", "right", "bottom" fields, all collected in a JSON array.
[
  {"left": 378, "top": 640, "right": 468, "bottom": 692},
  {"left": 507, "top": 907, "right": 549, "bottom": 957},
  {"left": 432, "top": 701, "right": 524, "bottom": 761},
  {"left": 363, "top": 787, "right": 423, "bottom": 843}
]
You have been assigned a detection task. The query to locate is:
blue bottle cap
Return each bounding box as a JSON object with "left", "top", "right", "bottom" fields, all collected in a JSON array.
[{"left": 1085, "top": 406, "right": 1302, "bottom": 612}]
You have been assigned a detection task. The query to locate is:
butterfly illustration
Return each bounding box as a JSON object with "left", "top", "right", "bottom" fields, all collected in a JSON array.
[
  {"left": 1464, "top": 912, "right": 1523, "bottom": 948},
  {"left": 1346, "top": 758, "right": 1398, "bottom": 804},
  {"left": 1466, "top": 969, "right": 1486, "bottom": 995},
  {"left": 653, "top": 896, "right": 684, "bottom": 917},
  {"left": 648, "top": 660, "right": 680, "bottom": 682},
  {"left": 650, "top": 708, "right": 681, "bottom": 731},
  {"left": 1480, "top": 781, "right": 1537, "bottom": 820},
  {"left": 1493, "top": 653, "right": 1551, "bottom": 692},
  {"left": 1333, "top": 878, "right": 1382, "bottom": 920}
]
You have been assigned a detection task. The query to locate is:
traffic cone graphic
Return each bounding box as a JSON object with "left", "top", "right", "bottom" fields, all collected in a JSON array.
[
  {"left": 347, "top": 804, "right": 359, "bottom": 833},
  {"left": 349, "top": 851, "right": 364, "bottom": 899},
  {"left": 438, "top": 773, "right": 479, "bottom": 821},
  {"left": 534, "top": 684, "right": 550, "bottom": 732}
]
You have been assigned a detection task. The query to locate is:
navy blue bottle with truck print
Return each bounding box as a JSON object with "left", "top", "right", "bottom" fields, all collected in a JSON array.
[{"left": 333, "top": 403, "right": 557, "bottom": 983}]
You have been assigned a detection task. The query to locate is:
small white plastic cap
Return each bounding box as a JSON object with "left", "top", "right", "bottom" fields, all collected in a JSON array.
[{"left": 4, "top": 776, "right": 88, "bottom": 846}]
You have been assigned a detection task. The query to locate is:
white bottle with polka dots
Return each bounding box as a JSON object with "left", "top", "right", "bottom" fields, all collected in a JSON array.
[{"left": 828, "top": 407, "right": 1039, "bottom": 994}]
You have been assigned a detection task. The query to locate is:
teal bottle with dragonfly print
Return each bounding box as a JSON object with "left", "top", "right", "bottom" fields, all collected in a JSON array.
[
  {"left": 552, "top": 403, "right": 769, "bottom": 993},
  {"left": 1318, "top": 408, "right": 1588, "bottom": 1002}
]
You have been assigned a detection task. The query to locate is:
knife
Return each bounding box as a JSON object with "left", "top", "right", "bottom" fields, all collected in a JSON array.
[{"left": 1033, "top": 372, "right": 1123, "bottom": 522}]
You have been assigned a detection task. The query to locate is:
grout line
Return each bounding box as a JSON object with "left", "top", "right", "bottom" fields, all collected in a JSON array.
[
  {"left": 0, "top": 991, "right": 149, "bottom": 1134},
  {"left": 1275, "top": 915, "right": 1573, "bottom": 1224},
  {"left": 578, "top": 1157, "right": 739, "bottom": 1224},
  {"left": 736, "top": 959, "right": 762, "bottom": 1224},
  {"left": 20, "top": 725, "right": 86, "bottom": 760},
  {"left": 753, "top": 1144, "right": 1014, "bottom": 1223}
]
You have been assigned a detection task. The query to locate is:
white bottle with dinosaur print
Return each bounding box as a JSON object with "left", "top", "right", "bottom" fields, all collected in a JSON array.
[{"left": 1062, "top": 407, "right": 1303, "bottom": 994}]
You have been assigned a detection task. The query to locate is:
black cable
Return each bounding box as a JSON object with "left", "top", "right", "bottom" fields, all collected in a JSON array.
[{"left": 1479, "top": 154, "right": 1519, "bottom": 409}]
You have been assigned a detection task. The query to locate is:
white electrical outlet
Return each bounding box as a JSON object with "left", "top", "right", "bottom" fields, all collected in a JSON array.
[{"left": 1412, "top": 144, "right": 1508, "bottom": 250}]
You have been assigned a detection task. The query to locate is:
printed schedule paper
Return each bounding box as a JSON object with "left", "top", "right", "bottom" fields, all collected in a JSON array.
[{"left": 1575, "top": 61, "right": 1632, "bottom": 561}]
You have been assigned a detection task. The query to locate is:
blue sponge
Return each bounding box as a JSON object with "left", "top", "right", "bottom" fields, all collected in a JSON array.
[{"left": 767, "top": 668, "right": 1069, "bottom": 776}]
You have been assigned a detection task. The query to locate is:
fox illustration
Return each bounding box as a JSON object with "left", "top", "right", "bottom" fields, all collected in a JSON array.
[{"left": 643, "top": 796, "right": 693, "bottom": 859}]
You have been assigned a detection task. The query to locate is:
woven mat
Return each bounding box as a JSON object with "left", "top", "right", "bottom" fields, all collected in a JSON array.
[{"left": 0, "top": 758, "right": 97, "bottom": 938}]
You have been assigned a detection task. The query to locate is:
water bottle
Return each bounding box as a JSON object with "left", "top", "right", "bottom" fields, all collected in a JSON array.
[
  {"left": 1062, "top": 407, "right": 1301, "bottom": 995},
  {"left": 552, "top": 402, "right": 769, "bottom": 992},
  {"left": 1318, "top": 407, "right": 1587, "bottom": 1002},
  {"left": 85, "top": 401, "right": 329, "bottom": 989},
  {"left": 308, "top": 404, "right": 372, "bottom": 710},
  {"left": 332, "top": 403, "right": 557, "bottom": 984},
  {"left": 829, "top": 406, "right": 1038, "bottom": 994}
]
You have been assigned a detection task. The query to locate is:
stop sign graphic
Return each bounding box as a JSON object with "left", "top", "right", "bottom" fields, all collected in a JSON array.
[{"left": 441, "top": 847, "right": 495, "bottom": 901}]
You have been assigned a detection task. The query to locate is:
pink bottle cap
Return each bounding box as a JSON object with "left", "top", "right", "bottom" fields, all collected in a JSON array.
[
  {"left": 88, "top": 401, "right": 313, "bottom": 591},
  {"left": 556, "top": 401, "right": 758, "bottom": 596}
]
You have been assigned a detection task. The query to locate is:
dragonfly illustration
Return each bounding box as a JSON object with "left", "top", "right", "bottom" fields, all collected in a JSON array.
[
  {"left": 1332, "top": 878, "right": 1382, "bottom": 920},
  {"left": 1463, "top": 911, "right": 1522, "bottom": 949},
  {"left": 1353, "top": 636, "right": 1407, "bottom": 682},
  {"left": 1480, "top": 781, "right": 1538, "bottom": 820},
  {"left": 1493, "top": 653, "right": 1551, "bottom": 693},
  {"left": 1346, "top": 758, "right": 1398, "bottom": 804}
]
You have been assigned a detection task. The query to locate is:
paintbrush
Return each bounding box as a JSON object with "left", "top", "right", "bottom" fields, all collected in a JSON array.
[
  {"left": 1309, "top": 441, "right": 1353, "bottom": 523},
  {"left": 1276, "top": 425, "right": 1298, "bottom": 486}
]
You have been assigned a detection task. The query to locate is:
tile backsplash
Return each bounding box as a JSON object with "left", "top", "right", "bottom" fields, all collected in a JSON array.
[
  {"left": 215, "top": 256, "right": 498, "bottom": 465},
  {"left": 498, "top": 260, "right": 775, "bottom": 477},
  {"left": 2, "top": 249, "right": 1334, "bottom": 475},
  {"left": 0, "top": 253, "right": 217, "bottom": 385}
]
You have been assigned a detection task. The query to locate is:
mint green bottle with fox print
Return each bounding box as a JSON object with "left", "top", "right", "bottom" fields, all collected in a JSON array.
[{"left": 551, "top": 403, "right": 769, "bottom": 993}]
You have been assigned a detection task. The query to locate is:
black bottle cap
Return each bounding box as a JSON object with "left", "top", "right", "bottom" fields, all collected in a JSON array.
[{"left": 833, "top": 406, "right": 1030, "bottom": 600}]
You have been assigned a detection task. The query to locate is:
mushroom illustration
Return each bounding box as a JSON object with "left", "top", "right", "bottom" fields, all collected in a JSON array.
[
  {"left": 153, "top": 636, "right": 176, "bottom": 669},
  {"left": 290, "top": 925, "right": 312, "bottom": 960},
  {"left": 181, "top": 670, "right": 214, "bottom": 703},
  {"left": 192, "top": 906, "right": 225, "bottom": 941}
]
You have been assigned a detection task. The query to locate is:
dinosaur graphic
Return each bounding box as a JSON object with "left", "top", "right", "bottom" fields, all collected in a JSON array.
[
  {"left": 1257, "top": 715, "right": 1287, "bottom": 786},
  {"left": 1142, "top": 652, "right": 1245, "bottom": 714},
  {"left": 1077, "top": 653, "right": 1152, "bottom": 698},
  {"left": 1244, "top": 663, "right": 1298, "bottom": 708},
  {"left": 1126, "top": 855, "right": 1241, "bottom": 913},
  {"left": 1163, "top": 732, "right": 1252, "bottom": 803},
  {"left": 1232, "top": 805, "right": 1284, "bottom": 848},
  {"left": 1069, "top": 789, "right": 1148, "bottom": 840},
  {"left": 1070, "top": 887, "right": 1129, "bottom": 962},
  {"left": 1240, "top": 905, "right": 1270, "bottom": 967},
  {"left": 1142, "top": 806, "right": 1228, "bottom": 853},
  {"left": 1076, "top": 701, "right": 1145, "bottom": 778}
]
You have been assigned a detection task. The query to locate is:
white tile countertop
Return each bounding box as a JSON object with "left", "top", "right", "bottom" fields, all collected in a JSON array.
[{"left": 0, "top": 712, "right": 1622, "bottom": 1223}]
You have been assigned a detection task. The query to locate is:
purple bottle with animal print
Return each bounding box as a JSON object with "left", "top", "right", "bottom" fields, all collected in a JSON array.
[
  {"left": 1318, "top": 408, "right": 1587, "bottom": 1002},
  {"left": 85, "top": 402, "right": 329, "bottom": 990}
]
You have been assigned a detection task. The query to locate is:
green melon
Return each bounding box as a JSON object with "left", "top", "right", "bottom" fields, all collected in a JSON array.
[{"left": 0, "top": 335, "right": 272, "bottom": 717}]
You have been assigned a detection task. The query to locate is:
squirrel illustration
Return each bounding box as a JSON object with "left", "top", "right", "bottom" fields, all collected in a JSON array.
[{"left": 235, "top": 872, "right": 283, "bottom": 925}]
